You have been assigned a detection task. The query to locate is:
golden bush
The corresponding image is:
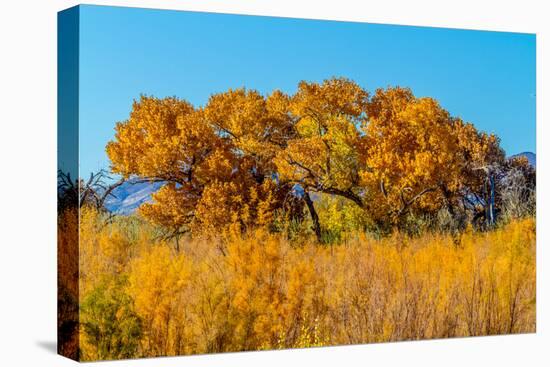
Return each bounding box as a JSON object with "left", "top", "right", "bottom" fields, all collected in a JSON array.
[{"left": 77, "top": 210, "right": 536, "bottom": 360}]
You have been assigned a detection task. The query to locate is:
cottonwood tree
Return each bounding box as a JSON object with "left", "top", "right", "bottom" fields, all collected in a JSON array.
[
  {"left": 107, "top": 94, "right": 299, "bottom": 247},
  {"left": 106, "top": 96, "right": 222, "bottom": 245},
  {"left": 106, "top": 79, "right": 511, "bottom": 242}
]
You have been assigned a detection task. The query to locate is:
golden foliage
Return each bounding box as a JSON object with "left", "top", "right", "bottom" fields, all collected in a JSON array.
[
  {"left": 77, "top": 209, "right": 536, "bottom": 360},
  {"left": 274, "top": 78, "right": 367, "bottom": 195},
  {"left": 106, "top": 93, "right": 294, "bottom": 236},
  {"left": 361, "top": 87, "right": 505, "bottom": 224},
  {"left": 126, "top": 244, "right": 192, "bottom": 356},
  {"left": 106, "top": 79, "right": 511, "bottom": 237}
]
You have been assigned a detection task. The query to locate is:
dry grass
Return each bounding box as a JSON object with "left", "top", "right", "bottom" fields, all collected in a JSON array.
[{"left": 76, "top": 208, "right": 536, "bottom": 360}]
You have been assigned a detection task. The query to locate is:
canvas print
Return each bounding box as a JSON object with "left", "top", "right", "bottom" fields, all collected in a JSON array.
[{"left": 57, "top": 5, "right": 536, "bottom": 362}]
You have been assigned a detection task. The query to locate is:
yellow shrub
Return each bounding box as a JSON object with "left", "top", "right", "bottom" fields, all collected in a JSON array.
[{"left": 78, "top": 211, "right": 536, "bottom": 359}]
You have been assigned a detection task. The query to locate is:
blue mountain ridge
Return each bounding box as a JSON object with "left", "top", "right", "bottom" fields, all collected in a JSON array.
[{"left": 104, "top": 179, "right": 164, "bottom": 215}]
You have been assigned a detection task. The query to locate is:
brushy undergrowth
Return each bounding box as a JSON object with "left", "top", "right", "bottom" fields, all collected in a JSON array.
[{"left": 74, "top": 208, "right": 535, "bottom": 360}]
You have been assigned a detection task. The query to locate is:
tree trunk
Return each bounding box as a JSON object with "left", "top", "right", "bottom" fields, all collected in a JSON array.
[
  {"left": 174, "top": 235, "right": 180, "bottom": 254},
  {"left": 303, "top": 191, "right": 322, "bottom": 242},
  {"left": 488, "top": 174, "right": 495, "bottom": 225},
  {"left": 440, "top": 184, "right": 455, "bottom": 217}
]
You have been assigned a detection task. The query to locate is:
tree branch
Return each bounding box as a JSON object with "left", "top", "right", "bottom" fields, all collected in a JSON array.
[{"left": 396, "top": 186, "right": 437, "bottom": 217}]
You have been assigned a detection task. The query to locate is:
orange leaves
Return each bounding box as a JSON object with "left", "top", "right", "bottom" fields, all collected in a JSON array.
[
  {"left": 138, "top": 183, "right": 196, "bottom": 231},
  {"left": 107, "top": 90, "right": 296, "bottom": 236},
  {"left": 106, "top": 78, "right": 509, "bottom": 236},
  {"left": 291, "top": 78, "right": 369, "bottom": 118},
  {"left": 360, "top": 89, "right": 505, "bottom": 224},
  {"left": 204, "top": 88, "right": 294, "bottom": 169},
  {"left": 194, "top": 179, "right": 279, "bottom": 234},
  {"left": 366, "top": 86, "right": 414, "bottom": 122},
  {"left": 106, "top": 96, "right": 196, "bottom": 178},
  {"left": 276, "top": 79, "right": 368, "bottom": 192},
  {"left": 205, "top": 88, "right": 268, "bottom": 140},
  {"left": 274, "top": 137, "right": 326, "bottom": 184}
]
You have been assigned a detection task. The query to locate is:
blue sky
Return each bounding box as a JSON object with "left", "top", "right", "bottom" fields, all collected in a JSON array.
[{"left": 76, "top": 5, "right": 536, "bottom": 178}]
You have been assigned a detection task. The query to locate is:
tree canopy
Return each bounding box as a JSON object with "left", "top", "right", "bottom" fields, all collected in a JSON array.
[{"left": 106, "top": 77, "right": 525, "bottom": 241}]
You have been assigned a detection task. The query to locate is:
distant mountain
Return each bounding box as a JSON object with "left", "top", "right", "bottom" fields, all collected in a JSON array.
[
  {"left": 508, "top": 151, "right": 536, "bottom": 167},
  {"left": 104, "top": 179, "right": 163, "bottom": 215}
]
